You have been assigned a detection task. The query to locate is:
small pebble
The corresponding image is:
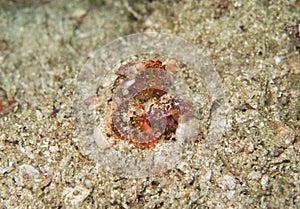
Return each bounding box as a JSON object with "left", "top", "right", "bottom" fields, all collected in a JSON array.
[
  {"left": 204, "top": 169, "right": 212, "bottom": 181},
  {"left": 63, "top": 185, "right": 90, "bottom": 207},
  {"left": 71, "top": 9, "right": 87, "bottom": 21},
  {"left": 218, "top": 173, "right": 236, "bottom": 190},
  {"left": 248, "top": 171, "right": 262, "bottom": 181},
  {"left": 260, "top": 174, "right": 269, "bottom": 190}
]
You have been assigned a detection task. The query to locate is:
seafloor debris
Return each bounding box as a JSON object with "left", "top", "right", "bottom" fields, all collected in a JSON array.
[
  {"left": 0, "top": 86, "right": 18, "bottom": 118},
  {"left": 285, "top": 23, "right": 300, "bottom": 48},
  {"left": 217, "top": 173, "right": 236, "bottom": 191},
  {"left": 63, "top": 185, "right": 90, "bottom": 207},
  {"left": 15, "top": 164, "right": 51, "bottom": 190}
]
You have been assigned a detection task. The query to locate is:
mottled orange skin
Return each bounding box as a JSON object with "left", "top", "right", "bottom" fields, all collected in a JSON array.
[
  {"left": 142, "top": 60, "right": 166, "bottom": 71},
  {"left": 111, "top": 122, "right": 159, "bottom": 149},
  {"left": 131, "top": 139, "right": 159, "bottom": 149}
]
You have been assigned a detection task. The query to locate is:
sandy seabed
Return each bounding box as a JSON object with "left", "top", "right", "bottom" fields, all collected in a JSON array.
[{"left": 0, "top": 0, "right": 299, "bottom": 208}]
